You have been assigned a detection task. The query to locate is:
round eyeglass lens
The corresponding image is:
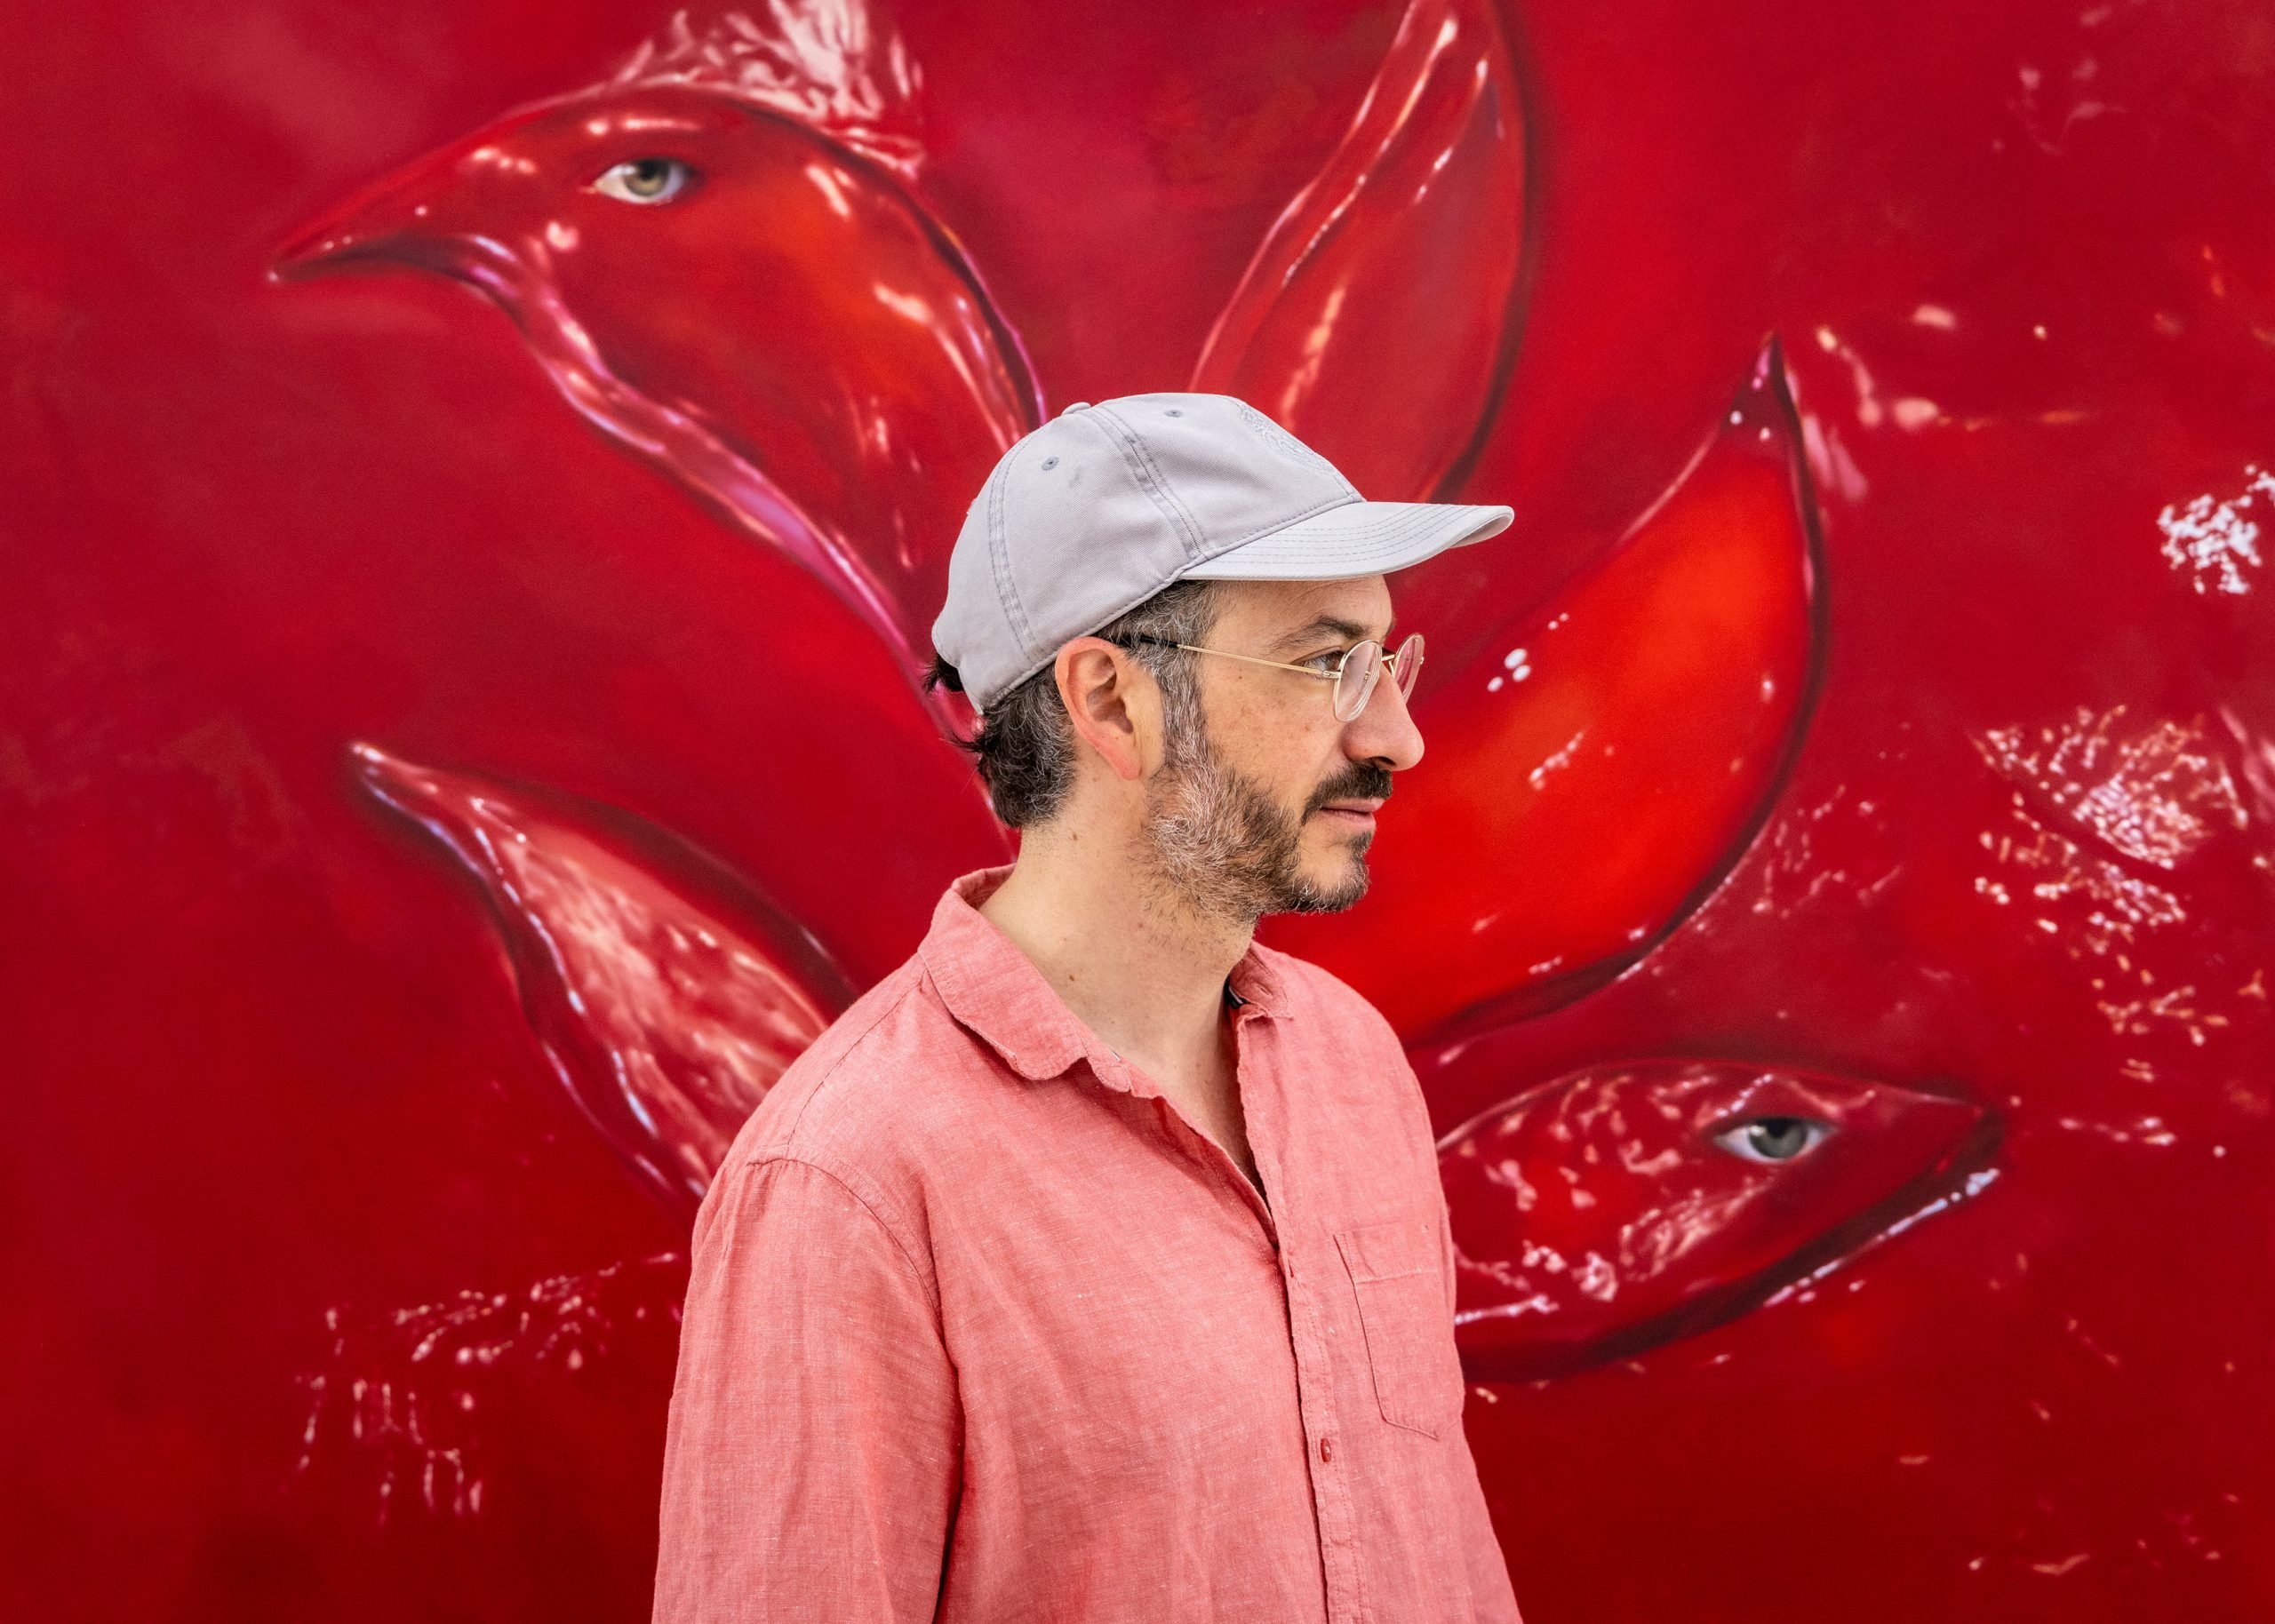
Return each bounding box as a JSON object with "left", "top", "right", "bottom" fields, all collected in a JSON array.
[
  {"left": 1392, "top": 633, "right": 1425, "bottom": 700},
  {"left": 1332, "top": 640, "right": 1383, "bottom": 722}
]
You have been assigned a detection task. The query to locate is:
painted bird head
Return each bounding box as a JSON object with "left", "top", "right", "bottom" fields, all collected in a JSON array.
[
  {"left": 273, "top": 81, "right": 1040, "bottom": 668},
  {"left": 1435, "top": 1055, "right": 2000, "bottom": 1381}
]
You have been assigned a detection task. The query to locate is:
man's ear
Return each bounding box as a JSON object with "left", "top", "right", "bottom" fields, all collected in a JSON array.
[{"left": 1054, "top": 637, "right": 1157, "bottom": 784}]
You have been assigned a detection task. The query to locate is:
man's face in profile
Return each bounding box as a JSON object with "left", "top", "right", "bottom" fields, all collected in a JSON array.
[{"left": 1135, "top": 575, "right": 1423, "bottom": 925}]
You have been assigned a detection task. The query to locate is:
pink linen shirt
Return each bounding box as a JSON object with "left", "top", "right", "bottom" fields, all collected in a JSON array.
[{"left": 651, "top": 864, "right": 1522, "bottom": 1623}]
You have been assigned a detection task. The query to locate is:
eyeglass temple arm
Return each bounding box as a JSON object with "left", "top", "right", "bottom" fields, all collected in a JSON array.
[
  {"left": 1124, "top": 633, "right": 1408, "bottom": 684},
  {"left": 1172, "top": 642, "right": 1339, "bottom": 681}
]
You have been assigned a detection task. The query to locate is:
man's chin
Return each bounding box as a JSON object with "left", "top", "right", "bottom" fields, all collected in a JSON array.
[{"left": 1272, "top": 848, "right": 1372, "bottom": 916}]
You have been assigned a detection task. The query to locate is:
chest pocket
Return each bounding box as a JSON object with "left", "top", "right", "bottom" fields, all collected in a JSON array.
[{"left": 1334, "top": 1214, "right": 1465, "bottom": 1440}]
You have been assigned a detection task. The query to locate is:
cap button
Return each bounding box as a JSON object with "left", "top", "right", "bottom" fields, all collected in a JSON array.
[{"left": 1058, "top": 401, "right": 1091, "bottom": 416}]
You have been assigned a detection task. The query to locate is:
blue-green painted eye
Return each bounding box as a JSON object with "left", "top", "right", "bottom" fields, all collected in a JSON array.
[{"left": 1711, "top": 1116, "right": 1832, "bottom": 1163}]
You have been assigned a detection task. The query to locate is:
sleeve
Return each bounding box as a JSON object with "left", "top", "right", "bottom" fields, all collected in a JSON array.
[{"left": 651, "top": 1152, "right": 962, "bottom": 1624}]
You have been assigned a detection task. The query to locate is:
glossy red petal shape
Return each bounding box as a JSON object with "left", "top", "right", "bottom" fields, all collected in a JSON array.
[
  {"left": 275, "top": 84, "right": 1038, "bottom": 721},
  {"left": 1266, "top": 338, "right": 1824, "bottom": 1037},
  {"left": 352, "top": 743, "right": 850, "bottom": 1222},
  {"left": 1437, "top": 1057, "right": 1997, "bottom": 1382},
  {"left": 1190, "top": 0, "right": 1525, "bottom": 498}
]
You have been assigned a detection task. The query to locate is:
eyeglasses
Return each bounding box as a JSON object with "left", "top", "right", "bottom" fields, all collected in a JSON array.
[{"left": 1113, "top": 631, "right": 1425, "bottom": 722}]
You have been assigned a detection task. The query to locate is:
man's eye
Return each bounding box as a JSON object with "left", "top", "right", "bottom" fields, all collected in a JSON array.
[
  {"left": 592, "top": 157, "right": 698, "bottom": 204},
  {"left": 1299, "top": 649, "right": 1346, "bottom": 673}
]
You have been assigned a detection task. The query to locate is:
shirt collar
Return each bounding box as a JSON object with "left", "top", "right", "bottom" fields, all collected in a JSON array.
[{"left": 918, "top": 864, "right": 1289, "bottom": 1088}]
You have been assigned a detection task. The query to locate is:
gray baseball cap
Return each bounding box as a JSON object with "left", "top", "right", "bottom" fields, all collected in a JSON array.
[{"left": 930, "top": 392, "right": 1514, "bottom": 712}]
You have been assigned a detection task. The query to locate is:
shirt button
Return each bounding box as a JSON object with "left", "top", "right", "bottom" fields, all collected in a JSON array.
[{"left": 1319, "top": 1437, "right": 1334, "bottom": 1464}]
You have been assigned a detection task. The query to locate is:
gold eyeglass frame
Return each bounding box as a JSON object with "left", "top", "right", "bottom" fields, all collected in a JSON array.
[{"left": 1114, "top": 631, "right": 1425, "bottom": 721}]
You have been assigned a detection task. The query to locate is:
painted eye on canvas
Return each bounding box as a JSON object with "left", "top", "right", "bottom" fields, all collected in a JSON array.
[
  {"left": 1711, "top": 1115, "right": 1832, "bottom": 1163},
  {"left": 593, "top": 157, "right": 697, "bottom": 204},
  {"left": 1432, "top": 1057, "right": 1995, "bottom": 1381}
]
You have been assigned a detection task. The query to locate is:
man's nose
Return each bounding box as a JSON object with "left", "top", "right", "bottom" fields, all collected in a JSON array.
[{"left": 1344, "top": 664, "right": 1425, "bottom": 769}]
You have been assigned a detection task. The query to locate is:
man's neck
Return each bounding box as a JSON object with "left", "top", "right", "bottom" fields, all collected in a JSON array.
[{"left": 976, "top": 832, "right": 1249, "bottom": 1096}]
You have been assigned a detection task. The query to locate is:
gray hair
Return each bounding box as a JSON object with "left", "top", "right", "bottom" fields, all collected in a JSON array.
[{"left": 925, "top": 579, "right": 1223, "bottom": 827}]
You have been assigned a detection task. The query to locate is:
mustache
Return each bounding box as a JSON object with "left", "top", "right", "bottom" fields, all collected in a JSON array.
[{"left": 1305, "top": 761, "right": 1393, "bottom": 816}]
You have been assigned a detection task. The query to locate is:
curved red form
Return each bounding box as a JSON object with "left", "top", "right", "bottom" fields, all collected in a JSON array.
[
  {"left": 353, "top": 743, "right": 850, "bottom": 1222},
  {"left": 273, "top": 78, "right": 1040, "bottom": 721},
  {"left": 1438, "top": 1057, "right": 1997, "bottom": 1382},
  {"left": 1191, "top": 0, "right": 1526, "bottom": 500},
  {"left": 1266, "top": 339, "right": 1824, "bottom": 1037}
]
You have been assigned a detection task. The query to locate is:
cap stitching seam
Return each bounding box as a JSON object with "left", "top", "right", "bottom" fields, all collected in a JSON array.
[
  {"left": 1195, "top": 490, "right": 1368, "bottom": 555},
  {"left": 1257, "top": 506, "right": 1491, "bottom": 541},
  {"left": 1202, "top": 510, "right": 1496, "bottom": 557},
  {"left": 1238, "top": 402, "right": 1363, "bottom": 500},
  {"left": 1210, "top": 530, "right": 1473, "bottom": 562},
  {"left": 980, "top": 568, "right": 1205, "bottom": 705},
  {"left": 1290, "top": 506, "right": 1455, "bottom": 541},
  {"left": 1085, "top": 405, "right": 1209, "bottom": 563},
  {"left": 984, "top": 458, "right": 1038, "bottom": 665}
]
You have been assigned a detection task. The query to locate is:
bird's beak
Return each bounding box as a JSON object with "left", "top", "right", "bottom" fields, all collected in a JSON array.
[
  {"left": 269, "top": 148, "right": 507, "bottom": 290},
  {"left": 273, "top": 180, "right": 420, "bottom": 280}
]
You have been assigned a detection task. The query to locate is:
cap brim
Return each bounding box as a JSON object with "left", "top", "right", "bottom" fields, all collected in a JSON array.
[{"left": 1178, "top": 499, "right": 1513, "bottom": 582}]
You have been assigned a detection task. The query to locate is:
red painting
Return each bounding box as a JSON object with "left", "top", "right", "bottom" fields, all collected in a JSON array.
[{"left": 6, "top": 0, "right": 2271, "bottom": 1618}]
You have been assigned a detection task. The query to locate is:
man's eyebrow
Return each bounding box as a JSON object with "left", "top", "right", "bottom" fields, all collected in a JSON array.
[{"left": 1268, "top": 614, "right": 1393, "bottom": 654}]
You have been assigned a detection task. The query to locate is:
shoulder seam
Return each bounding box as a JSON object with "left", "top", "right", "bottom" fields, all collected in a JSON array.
[
  {"left": 746, "top": 1148, "right": 942, "bottom": 1319},
  {"left": 777, "top": 959, "right": 930, "bottom": 1142}
]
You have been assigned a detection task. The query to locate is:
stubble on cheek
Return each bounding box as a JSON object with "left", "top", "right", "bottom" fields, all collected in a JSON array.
[
  {"left": 1139, "top": 755, "right": 1373, "bottom": 921},
  {"left": 1138, "top": 691, "right": 1391, "bottom": 921}
]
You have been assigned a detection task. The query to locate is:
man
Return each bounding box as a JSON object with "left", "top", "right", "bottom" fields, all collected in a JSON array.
[{"left": 651, "top": 393, "right": 1523, "bottom": 1622}]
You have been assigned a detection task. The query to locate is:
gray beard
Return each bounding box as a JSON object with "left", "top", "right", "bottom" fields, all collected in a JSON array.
[{"left": 1136, "top": 724, "right": 1373, "bottom": 927}]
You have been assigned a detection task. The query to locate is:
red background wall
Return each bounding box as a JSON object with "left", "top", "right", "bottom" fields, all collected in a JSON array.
[{"left": 5, "top": 0, "right": 2272, "bottom": 1618}]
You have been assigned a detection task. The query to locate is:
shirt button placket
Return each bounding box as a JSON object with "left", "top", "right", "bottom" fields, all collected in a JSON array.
[
  {"left": 1249, "top": 1024, "right": 1360, "bottom": 1620},
  {"left": 1282, "top": 1250, "right": 1361, "bottom": 1623}
]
